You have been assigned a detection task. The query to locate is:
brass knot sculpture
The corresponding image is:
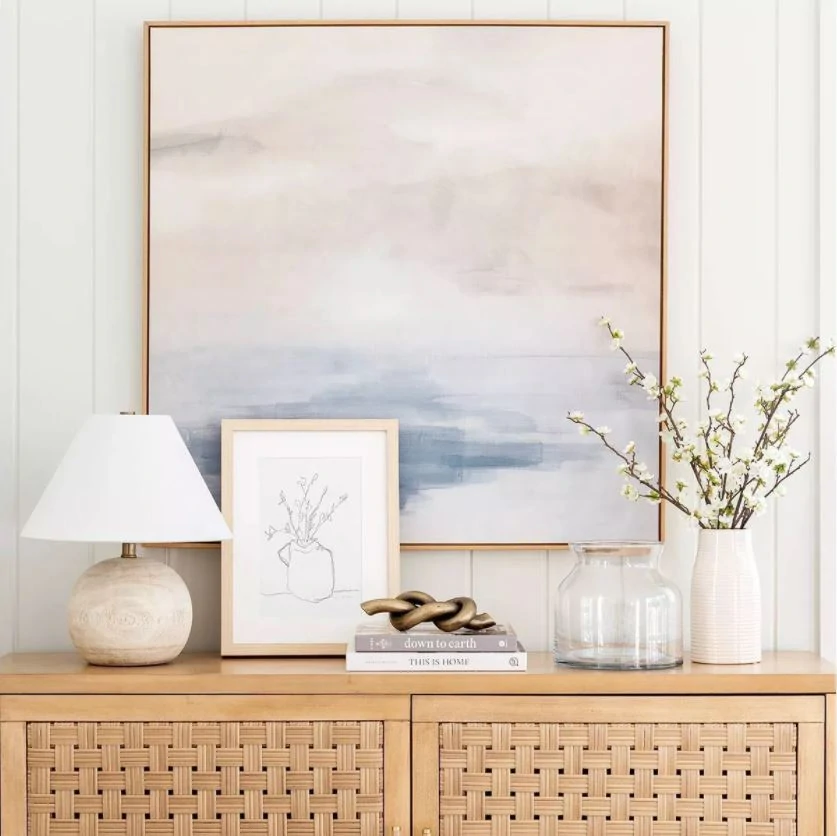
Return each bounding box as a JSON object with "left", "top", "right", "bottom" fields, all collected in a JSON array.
[{"left": 360, "top": 590, "right": 496, "bottom": 632}]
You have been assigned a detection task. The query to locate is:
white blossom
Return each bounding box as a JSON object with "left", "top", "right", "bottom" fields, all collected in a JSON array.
[
  {"left": 716, "top": 457, "right": 733, "bottom": 475},
  {"left": 620, "top": 484, "right": 639, "bottom": 502},
  {"left": 598, "top": 315, "right": 611, "bottom": 327},
  {"left": 731, "top": 414, "right": 746, "bottom": 432},
  {"left": 623, "top": 441, "right": 636, "bottom": 455},
  {"left": 568, "top": 411, "right": 584, "bottom": 421},
  {"left": 595, "top": 426, "right": 612, "bottom": 436}
]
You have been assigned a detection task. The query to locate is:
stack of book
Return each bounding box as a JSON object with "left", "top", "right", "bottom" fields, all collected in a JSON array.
[{"left": 345, "top": 621, "right": 527, "bottom": 671}]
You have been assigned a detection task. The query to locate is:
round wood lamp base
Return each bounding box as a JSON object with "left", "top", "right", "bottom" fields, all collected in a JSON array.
[{"left": 68, "top": 555, "right": 193, "bottom": 666}]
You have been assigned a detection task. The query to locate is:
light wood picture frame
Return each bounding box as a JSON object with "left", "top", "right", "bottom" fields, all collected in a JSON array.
[
  {"left": 144, "top": 21, "right": 668, "bottom": 550},
  {"left": 221, "top": 418, "right": 400, "bottom": 656}
]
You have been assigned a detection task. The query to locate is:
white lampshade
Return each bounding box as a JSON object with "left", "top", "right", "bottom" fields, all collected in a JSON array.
[{"left": 21, "top": 414, "right": 232, "bottom": 544}]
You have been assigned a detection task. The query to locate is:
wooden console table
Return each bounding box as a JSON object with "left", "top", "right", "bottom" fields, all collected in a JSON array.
[{"left": 0, "top": 652, "right": 833, "bottom": 835}]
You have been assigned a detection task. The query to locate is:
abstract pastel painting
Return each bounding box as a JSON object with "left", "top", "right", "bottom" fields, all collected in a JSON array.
[{"left": 145, "top": 22, "right": 666, "bottom": 547}]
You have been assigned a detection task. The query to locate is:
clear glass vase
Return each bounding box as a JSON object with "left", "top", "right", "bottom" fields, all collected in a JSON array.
[{"left": 553, "top": 541, "right": 683, "bottom": 670}]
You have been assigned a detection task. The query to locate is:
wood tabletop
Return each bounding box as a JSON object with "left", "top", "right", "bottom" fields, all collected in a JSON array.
[{"left": 0, "top": 651, "right": 832, "bottom": 695}]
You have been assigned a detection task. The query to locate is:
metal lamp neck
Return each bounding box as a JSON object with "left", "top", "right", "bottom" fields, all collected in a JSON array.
[{"left": 121, "top": 543, "right": 137, "bottom": 559}]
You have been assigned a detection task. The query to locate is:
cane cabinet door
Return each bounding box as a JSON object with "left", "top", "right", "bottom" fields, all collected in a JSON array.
[
  {"left": 412, "top": 695, "right": 825, "bottom": 836},
  {"left": 0, "top": 695, "right": 410, "bottom": 836}
]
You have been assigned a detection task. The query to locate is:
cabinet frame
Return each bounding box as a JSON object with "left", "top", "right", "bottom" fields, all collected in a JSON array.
[
  {"left": 0, "top": 694, "right": 411, "bottom": 836},
  {"left": 413, "top": 694, "right": 826, "bottom": 836}
]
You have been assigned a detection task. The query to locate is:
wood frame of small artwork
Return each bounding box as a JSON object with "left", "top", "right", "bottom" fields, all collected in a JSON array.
[
  {"left": 221, "top": 418, "right": 400, "bottom": 656},
  {"left": 143, "top": 20, "right": 669, "bottom": 551}
]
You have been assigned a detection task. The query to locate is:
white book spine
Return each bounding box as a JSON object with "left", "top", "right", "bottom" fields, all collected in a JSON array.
[{"left": 345, "top": 650, "right": 527, "bottom": 672}]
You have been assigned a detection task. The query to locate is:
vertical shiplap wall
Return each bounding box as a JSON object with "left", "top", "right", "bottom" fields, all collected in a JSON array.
[{"left": 0, "top": 0, "right": 830, "bottom": 655}]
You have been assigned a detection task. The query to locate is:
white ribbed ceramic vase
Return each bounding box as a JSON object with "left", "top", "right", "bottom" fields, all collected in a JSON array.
[{"left": 690, "top": 529, "right": 761, "bottom": 664}]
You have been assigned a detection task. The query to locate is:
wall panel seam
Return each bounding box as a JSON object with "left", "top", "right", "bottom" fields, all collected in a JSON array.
[
  {"left": 12, "top": 0, "right": 21, "bottom": 654},
  {"left": 469, "top": 550, "right": 474, "bottom": 596},
  {"left": 773, "top": 0, "right": 780, "bottom": 649},
  {"left": 89, "top": 0, "right": 97, "bottom": 570},
  {"left": 697, "top": 0, "right": 703, "bottom": 362},
  {"left": 818, "top": 0, "right": 837, "bottom": 658}
]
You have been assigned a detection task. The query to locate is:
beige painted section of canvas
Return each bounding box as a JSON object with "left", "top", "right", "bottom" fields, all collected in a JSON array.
[
  {"left": 0, "top": 0, "right": 829, "bottom": 654},
  {"left": 145, "top": 21, "right": 663, "bottom": 548}
]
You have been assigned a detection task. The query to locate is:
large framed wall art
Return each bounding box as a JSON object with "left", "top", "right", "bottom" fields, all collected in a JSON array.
[{"left": 144, "top": 20, "right": 667, "bottom": 549}]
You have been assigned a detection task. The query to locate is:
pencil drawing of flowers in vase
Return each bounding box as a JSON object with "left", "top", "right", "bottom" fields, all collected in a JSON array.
[{"left": 262, "top": 474, "right": 348, "bottom": 603}]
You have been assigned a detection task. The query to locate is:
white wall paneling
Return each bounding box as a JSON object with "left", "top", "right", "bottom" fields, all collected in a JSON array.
[
  {"left": 0, "top": 1, "right": 828, "bottom": 654},
  {"left": 700, "top": 0, "right": 779, "bottom": 650},
  {"left": 548, "top": 0, "right": 624, "bottom": 20},
  {"left": 775, "top": 0, "right": 819, "bottom": 651},
  {"left": 473, "top": 0, "right": 548, "bottom": 19},
  {"left": 322, "top": 0, "right": 397, "bottom": 19},
  {"left": 819, "top": 0, "right": 837, "bottom": 661},
  {"left": 245, "top": 0, "right": 322, "bottom": 19},
  {"left": 95, "top": 0, "right": 167, "bottom": 418},
  {"left": 472, "top": 552, "right": 549, "bottom": 653},
  {"left": 394, "top": 0, "right": 471, "bottom": 19},
  {"left": 401, "top": 552, "right": 472, "bottom": 603},
  {"left": 17, "top": 0, "right": 96, "bottom": 651},
  {"left": 170, "top": 0, "right": 246, "bottom": 19},
  {"left": 0, "top": 0, "right": 20, "bottom": 656}
]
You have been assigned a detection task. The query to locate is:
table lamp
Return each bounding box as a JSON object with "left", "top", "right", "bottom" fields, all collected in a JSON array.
[{"left": 20, "top": 413, "right": 232, "bottom": 666}]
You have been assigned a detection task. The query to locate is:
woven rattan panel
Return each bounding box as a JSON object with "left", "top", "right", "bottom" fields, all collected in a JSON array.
[
  {"left": 27, "top": 721, "right": 384, "bottom": 836},
  {"left": 439, "top": 722, "right": 797, "bottom": 836}
]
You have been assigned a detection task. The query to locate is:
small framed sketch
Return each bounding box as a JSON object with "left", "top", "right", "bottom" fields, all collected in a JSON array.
[{"left": 221, "top": 419, "right": 400, "bottom": 656}]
